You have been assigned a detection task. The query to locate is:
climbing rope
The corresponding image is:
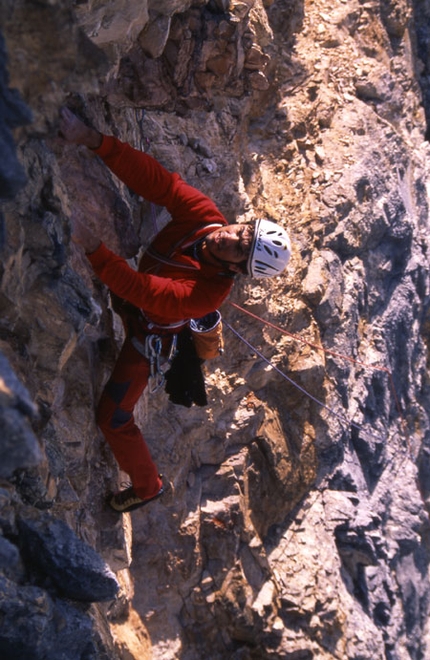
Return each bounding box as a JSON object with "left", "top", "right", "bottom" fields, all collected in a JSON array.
[
  {"left": 224, "top": 303, "right": 418, "bottom": 567},
  {"left": 226, "top": 301, "right": 410, "bottom": 446},
  {"left": 224, "top": 320, "right": 385, "bottom": 442}
]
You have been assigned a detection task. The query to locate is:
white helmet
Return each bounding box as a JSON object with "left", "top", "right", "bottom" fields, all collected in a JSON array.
[{"left": 247, "top": 219, "right": 291, "bottom": 278}]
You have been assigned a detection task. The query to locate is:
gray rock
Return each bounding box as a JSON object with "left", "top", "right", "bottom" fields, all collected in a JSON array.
[
  {"left": 196, "top": 159, "right": 218, "bottom": 176},
  {"left": 0, "top": 32, "right": 32, "bottom": 200},
  {"left": 0, "top": 575, "right": 97, "bottom": 660},
  {"left": 0, "top": 352, "right": 42, "bottom": 478},
  {"left": 0, "top": 535, "right": 20, "bottom": 569},
  {"left": 139, "top": 13, "right": 172, "bottom": 59},
  {"left": 0, "top": 407, "right": 42, "bottom": 478},
  {"left": 11, "top": 467, "right": 54, "bottom": 509},
  {"left": 18, "top": 513, "right": 119, "bottom": 602},
  {"left": 188, "top": 137, "right": 214, "bottom": 158}
]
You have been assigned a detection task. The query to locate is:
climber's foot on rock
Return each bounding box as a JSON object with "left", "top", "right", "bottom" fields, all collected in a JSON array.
[
  {"left": 108, "top": 483, "right": 165, "bottom": 513},
  {"left": 59, "top": 107, "right": 102, "bottom": 149}
]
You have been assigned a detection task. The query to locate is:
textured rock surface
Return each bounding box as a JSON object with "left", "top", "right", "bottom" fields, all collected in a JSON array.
[
  {"left": 0, "top": 352, "right": 42, "bottom": 478},
  {"left": 1, "top": 0, "right": 430, "bottom": 659},
  {"left": 18, "top": 512, "right": 119, "bottom": 601},
  {"left": 0, "top": 32, "right": 32, "bottom": 200},
  {"left": 0, "top": 575, "right": 97, "bottom": 660}
]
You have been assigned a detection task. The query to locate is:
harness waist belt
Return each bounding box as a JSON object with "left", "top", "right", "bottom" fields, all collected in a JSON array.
[{"left": 140, "top": 310, "right": 188, "bottom": 331}]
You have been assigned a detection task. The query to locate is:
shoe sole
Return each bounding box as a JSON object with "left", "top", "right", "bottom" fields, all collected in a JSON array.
[{"left": 108, "top": 487, "right": 164, "bottom": 513}]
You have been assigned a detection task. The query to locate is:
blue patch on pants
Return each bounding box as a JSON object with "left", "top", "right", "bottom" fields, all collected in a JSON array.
[
  {"left": 106, "top": 380, "right": 131, "bottom": 405},
  {"left": 111, "top": 407, "right": 132, "bottom": 429}
]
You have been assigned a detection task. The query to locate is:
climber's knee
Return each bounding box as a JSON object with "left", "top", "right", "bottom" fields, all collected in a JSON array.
[{"left": 96, "top": 395, "right": 132, "bottom": 433}]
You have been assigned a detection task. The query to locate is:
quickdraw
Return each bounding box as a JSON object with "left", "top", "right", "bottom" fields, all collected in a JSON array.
[
  {"left": 146, "top": 335, "right": 164, "bottom": 393},
  {"left": 131, "top": 333, "right": 178, "bottom": 394}
]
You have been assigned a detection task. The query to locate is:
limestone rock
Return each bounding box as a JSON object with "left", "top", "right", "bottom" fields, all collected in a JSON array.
[
  {"left": 1, "top": 0, "right": 430, "bottom": 658},
  {"left": 138, "top": 12, "right": 172, "bottom": 59},
  {"left": 75, "top": 0, "right": 150, "bottom": 49},
  {"left": 0, "top": 3, "right": 106, "bottom": 131}
]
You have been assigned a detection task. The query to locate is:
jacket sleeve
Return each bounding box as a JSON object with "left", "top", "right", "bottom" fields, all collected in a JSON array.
[
  {"left": 95, "top": 136, "right": 227, "bottom": 226},
  {"left": 87, "top": 243, "right": 230, "bottom": 320}
]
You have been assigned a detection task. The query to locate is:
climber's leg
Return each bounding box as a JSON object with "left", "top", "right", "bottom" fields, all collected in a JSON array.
[{"left": 96, "top": 337, "right": 162, "bottom": 501}]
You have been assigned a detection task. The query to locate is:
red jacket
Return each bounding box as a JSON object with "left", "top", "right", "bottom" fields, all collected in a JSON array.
[{"left": 87, "top": 135, "right": 234, "bottom": 328}]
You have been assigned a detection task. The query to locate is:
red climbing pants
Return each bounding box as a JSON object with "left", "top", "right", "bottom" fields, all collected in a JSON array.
[{"left": 96, "top": 336, "right": 163, "bottom": 500}]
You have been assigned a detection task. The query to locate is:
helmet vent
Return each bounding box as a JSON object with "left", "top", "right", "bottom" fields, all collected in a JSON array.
[
  {"left": 263, "top": 245, "right": 279, "bottom": 259},
  {"left": 255, "top": 260, "right": 278, "bottom": 271}
]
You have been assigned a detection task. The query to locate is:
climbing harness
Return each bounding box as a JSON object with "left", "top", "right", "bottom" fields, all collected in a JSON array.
[{"left": 140, "top": 310, "right": 188, "bottom": 332}]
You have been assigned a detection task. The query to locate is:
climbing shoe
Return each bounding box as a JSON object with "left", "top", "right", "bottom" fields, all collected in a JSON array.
[{"left": 108, "top": 482, "right": 164, "bottom": 513}]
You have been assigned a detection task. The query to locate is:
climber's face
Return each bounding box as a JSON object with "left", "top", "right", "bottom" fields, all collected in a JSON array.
[{"left": 204, "top": 224, "right": 253, "bottom": 268}]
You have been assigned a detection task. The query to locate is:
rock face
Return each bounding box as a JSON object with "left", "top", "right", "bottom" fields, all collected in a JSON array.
[
  {"left": 1, "top": 0, "right": 430, "bottom": 659},
  {"left": 0, "top": 32, "right": 32, "bottom": 200}
]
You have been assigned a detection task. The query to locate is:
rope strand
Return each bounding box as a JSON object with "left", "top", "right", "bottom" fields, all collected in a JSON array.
[
  {"left": 227, "top": 301, "right": 409, "bottom": 443},
  {"left": 224, "top": 320, "right": 385, "bottom": 442}
]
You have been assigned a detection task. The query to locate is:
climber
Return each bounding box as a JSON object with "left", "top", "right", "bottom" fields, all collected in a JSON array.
[{"left": 59, "top": 107, "right": 292, "bottom": 513}]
